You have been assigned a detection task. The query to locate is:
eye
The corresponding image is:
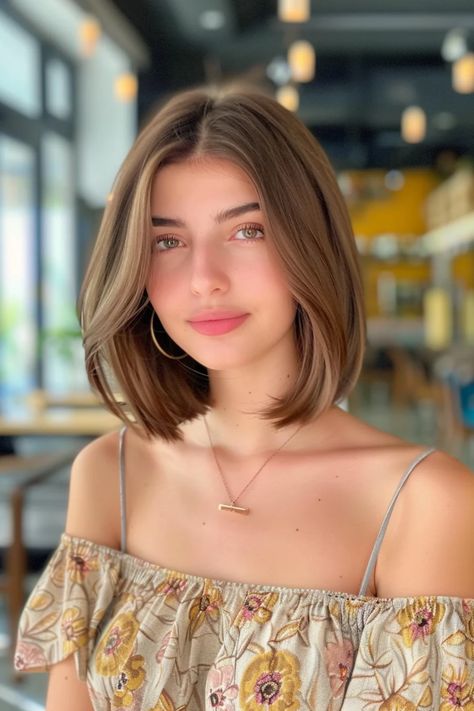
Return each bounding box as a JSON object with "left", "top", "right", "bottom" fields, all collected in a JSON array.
[
  {"left": 233, "top": 223, "right": 265, "bottom": 242},
  {"left": 153, "top": 236, "right": 183, "bottom": 252}
]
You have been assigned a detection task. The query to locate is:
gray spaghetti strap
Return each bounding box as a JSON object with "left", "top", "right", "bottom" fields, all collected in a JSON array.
[
  {"left": 358, "top": 446, "right": 436, "bottom": 596},
  {"left": 119, "top": 426, "right": 127, "bottom": 553}
]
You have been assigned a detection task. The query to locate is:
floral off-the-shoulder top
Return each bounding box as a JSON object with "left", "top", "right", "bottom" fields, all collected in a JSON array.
[
  {"left": 15, "top": 533, "right": 474, "bottom": 710},
  {"left": 15, "top": 436, "right": 474, "bottom": 709}
]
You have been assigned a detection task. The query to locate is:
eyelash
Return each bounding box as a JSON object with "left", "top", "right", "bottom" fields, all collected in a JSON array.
[
  {"left": 152, "top": 222, "right": 265, "bottom": 252},
  {"left": 233, "top": 223, "right": 265, "bottom": 243}
]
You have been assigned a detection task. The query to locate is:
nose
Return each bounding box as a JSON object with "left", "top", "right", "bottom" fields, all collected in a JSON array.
[{"left": 189, "top": 243, "right": 230, "bottom": 296}]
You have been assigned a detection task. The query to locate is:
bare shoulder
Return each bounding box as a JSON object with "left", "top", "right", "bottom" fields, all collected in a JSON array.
[
  {"left": 328, "top": 408, "right": 474, "bottom": 598},
  {"left": 400, "top": 448, "right": 474, "bottom": 540},
  {"left": 65, "top": 429, "right": 126, "bottom": 548},
  {"left": 376, "top": 447, "right": 474, "bottom": 598}
]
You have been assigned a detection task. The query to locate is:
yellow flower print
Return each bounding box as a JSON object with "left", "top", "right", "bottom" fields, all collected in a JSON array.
[
  {"left": 113, "top": 654, "right": 146, "bottom": 707},
  {"left": 29, "top": 590, "right": 54, "bottom": 611},
  {"left": 95, "top": 612, "right": 140, "bottom": 676},
  {"left": 61, "top": 607, "right": 88, "bottom": 655},
  {"left": 441, "top": 664, "right": 474, "bottom": 711},
  {"left": 66, "top": 546, "right": 100, "bottom": 583},
  {"left": 156, "top": 572, "right": 188, "bottom": 601},
  {"left": 50, "top": 556, "right": 66, "bottom": 587},
  {"left": 148, "top": 690, "right": 176, "bottom": 711},
  {"left": 188, "top": 580, "right": 223, "bottom": 637},
  {"left": 234, "top": 592, "right": 279, "bottom": 627},
  {"left": 397, "top": 597, "right": 445, "bottom": 647},
  {"left": 463, "top": 600, "right": 474, "bottom": 660},
  {"left": 344, "top": 599, "right": 366, "bottom": 616},
  {"left": 379, "top": 694, "right": 417, "bottom": 710},
  {"left": 240, "top": 650, "right": 301, "bottom": 711}
]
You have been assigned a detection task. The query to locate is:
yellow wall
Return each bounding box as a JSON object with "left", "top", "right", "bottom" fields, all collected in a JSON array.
[
  {"left": 364, "top": 259, "right": 431, "bottom": 317},
  {"left": 453, "top": 252, "right": 474, "bottom": 289},
  {"left": 348, "top": 169, "right": 474, "bottom": 327},
  {"left": 348, "top": 169, "right": 440, "bottom": 238}
]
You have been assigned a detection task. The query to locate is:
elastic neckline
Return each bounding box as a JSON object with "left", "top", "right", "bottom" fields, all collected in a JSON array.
[{"left": 60, "top": 533, "right": 473, "bottom": 605}]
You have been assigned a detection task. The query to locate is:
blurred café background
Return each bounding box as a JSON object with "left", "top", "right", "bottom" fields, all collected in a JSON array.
[{"left": 1, "top": 0, "right": 474, "bottom": 706}]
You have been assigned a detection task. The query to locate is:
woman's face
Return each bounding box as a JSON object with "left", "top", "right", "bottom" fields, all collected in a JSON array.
[{"left": 146, "top": 156, "right": 297, "bottom": 372}]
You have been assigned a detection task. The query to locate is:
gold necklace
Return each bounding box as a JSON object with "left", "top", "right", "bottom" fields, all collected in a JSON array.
[{"left": 203, "top": 417, "right": 304, "bottom": 515}]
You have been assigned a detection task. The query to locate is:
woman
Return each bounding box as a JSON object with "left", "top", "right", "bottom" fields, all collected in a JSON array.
[{"left": 15, "top": 85, "right": 474, "bottom": 710}]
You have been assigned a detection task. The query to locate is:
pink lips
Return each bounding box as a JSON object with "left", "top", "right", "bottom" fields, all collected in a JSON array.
[{"left": 188, "top": 312, "right": 249, "bottom": 336}]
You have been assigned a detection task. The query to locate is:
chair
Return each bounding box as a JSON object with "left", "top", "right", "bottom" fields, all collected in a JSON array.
[
  {"left": 0, "top": 450, "right": 77, "bottom": 667},
  {"left": 445, "top": 376, "right": 474, "bottom": 454},
  {"left": 433, "top": 351, "right": 474, "bottom": 454},
  {"left": 386, "top": 346, "right": 443, "bottom": 409}
]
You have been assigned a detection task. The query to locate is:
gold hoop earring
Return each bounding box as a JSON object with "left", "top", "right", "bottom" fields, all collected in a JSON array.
[{"left": 150, "top": 312, "right": 187, "bottom": 360}]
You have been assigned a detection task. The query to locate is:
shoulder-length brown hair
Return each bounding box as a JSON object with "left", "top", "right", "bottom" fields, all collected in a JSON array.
[{"left": 79, "top": 84, "right": 366, "bottom": 440}]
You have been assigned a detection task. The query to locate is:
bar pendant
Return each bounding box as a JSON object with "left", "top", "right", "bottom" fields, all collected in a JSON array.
[{"left": 218, "top": 503, "right": 250, "bottom": 515}]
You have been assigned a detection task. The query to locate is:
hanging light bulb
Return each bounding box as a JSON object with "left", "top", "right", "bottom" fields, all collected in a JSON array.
[
  {"left": 452, "top": 52, "right": 474, "bottom": 93},
  {"left": 79, "top": 16, "right": 101, "bottom": 58},
  {"left": 114, "top": 73, "right": 138, "bottom": 102},
  {"left": 276, "top": 85, "right": 299, "bottom": 112},
  {"left": 278, "top": 0, "right": 311, "bottom": 23},
  {"left": 441, "top": 28, "right": 468, "bottom": 62},
  {"left": 401, "top": 106, "right": 426, "bottom": 143},
  {"left": 288, "top": 40, "right": 315, "bottom": 82}
]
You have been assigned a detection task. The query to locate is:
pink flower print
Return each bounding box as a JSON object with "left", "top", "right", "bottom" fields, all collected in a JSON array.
[
  {"left": 14, "top": 641, "right": 47, "bottom": 671},
  {"left": 254, "top": 671, "right": 282, "bottom": 705},
  {"left": 448, "top": 681, "right": 463, "bottom": 705},
  {"left": 156, "top": 630, "right": 172, "bottom": 664},
  {"left": 233, "top": 591, "right": 279, "bottom": 627},
  {"left": 207, "top": 663, "right": 239, "bottom": 710},
  {"left": 397, "top": 597, "right": 445, "bottom": 648},
  {"left": 324, "top": 638, "right": 354, "bottom": 697},
  {"left": 410, "top": 607, "right": 435, "bottom": 642},
  {"left": 156, "top": 572, "right": 188, "bottom": 600}
]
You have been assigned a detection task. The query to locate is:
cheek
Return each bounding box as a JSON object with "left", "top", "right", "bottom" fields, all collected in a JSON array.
[
  {"left": 262, "top": 260, "right": 294, "bottom": 304},
  {"left": 146, "top": 263, "right": 175, "bottom": 315}
]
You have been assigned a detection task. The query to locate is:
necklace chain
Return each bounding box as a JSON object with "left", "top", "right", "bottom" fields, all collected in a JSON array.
[{"left": 203, "top": 417, "right": 304, "bottom": 509}]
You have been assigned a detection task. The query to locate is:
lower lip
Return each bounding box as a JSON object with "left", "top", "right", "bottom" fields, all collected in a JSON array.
[{"left": 189, "top": 314, "right": 249, "bottom": 336}]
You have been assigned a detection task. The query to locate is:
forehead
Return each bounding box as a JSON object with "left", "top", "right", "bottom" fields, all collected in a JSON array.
[{"left": 150, "top": 157, "right": 259, "bottom": 208}]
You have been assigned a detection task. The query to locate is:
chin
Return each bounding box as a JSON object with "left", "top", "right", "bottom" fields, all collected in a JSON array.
[{"left": 180, "top": 342, "right": 252, "bottom": 369}]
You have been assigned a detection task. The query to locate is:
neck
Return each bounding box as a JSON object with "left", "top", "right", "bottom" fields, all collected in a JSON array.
[{"left": 203, "top": 353, "right": 301, "bottom": 457}]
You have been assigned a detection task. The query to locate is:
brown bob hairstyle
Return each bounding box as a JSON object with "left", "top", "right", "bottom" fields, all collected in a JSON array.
[{"left": 79, "top": 83, "right": 366, "bottom": 441}]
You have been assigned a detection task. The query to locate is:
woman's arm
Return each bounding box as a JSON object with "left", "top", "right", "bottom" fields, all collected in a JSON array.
[{"left": 46, "top": 657, "right": 94, "bottom": 711}]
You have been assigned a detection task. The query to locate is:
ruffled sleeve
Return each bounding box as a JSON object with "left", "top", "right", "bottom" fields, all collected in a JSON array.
[
  {"left": 345, "top": 595, "right": 474, "bottom": 707},
  {"left": 14, "top": 534, "right": 120, "bottom": 681}
]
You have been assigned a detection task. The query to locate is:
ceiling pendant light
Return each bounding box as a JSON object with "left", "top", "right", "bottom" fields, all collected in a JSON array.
[
  {"left": 79, "top": 16, "right": 101, "bottom": 58},
  {"left": 452, "top": 52, "right": 474, "bottom": 93},
  {"left": 278, "top": 0, "right": 311, "bottom": 23},
  {"left": 441, "top": 28, "right": 468, "bottom": 62},
  {"left": 288, "top": 40, "right": 315, "bottom": 82},
  {"left": 114, "top": 73, "right": 138, "bottom": 102},
  {"left": 276, "top": 85, "right": 300, "bottom": 112},
  {"left": 401, "top": 106, "right": 426, "bottom": 143}
]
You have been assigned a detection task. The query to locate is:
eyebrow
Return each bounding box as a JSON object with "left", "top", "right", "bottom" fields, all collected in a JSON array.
[{"left": 151, "top": 202, "right": 261, "bottom": 227}]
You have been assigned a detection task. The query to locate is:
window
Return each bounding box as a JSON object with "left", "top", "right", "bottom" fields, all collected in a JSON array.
[
  {"left": 0, "top": 135, "right": 36, "bottom": 396},
  {"left": 45, "top": 58, "right": 72, "bottom": 120},
  {"left": 0, "top": 9, "right": 41, "bottom": 117},
  {"left": 41, "top": 132, "right": 85, "bottom": 391}
]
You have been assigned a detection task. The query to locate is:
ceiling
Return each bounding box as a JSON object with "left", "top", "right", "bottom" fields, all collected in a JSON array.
[{"left": 108, "top": 0, "right": 474, "bottom": 170}]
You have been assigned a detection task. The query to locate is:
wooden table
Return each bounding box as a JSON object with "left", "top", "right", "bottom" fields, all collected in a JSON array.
[{"left": 0, "top": 407, "right": 122, "bottom": 437}]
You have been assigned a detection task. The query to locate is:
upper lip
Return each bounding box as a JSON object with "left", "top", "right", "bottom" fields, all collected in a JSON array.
[{"left": 188, "top": 310, "right": 248, "bottom": 323}]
